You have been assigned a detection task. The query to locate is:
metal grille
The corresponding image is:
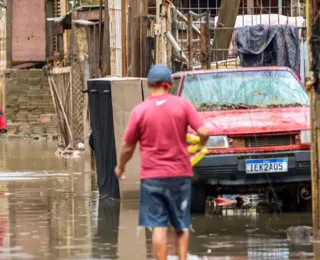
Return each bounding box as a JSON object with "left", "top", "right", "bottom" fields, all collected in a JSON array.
[
  {"left": 70, "top": 25, "right": 87, "bottom": 145},
  {"left": 245, "top": 135, "right": 292, "bottom": 147},
  {"left": 47, "top": 63, "right": 84, "bottom": 148},
  {"left": 71, "top": 59, "right": 84, "bottom": 145},
  {"left": 147, "top": 1, "right": 306, "bottom": 71}
]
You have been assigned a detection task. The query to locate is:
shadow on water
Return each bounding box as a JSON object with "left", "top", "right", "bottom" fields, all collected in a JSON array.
[{"left": 0, "top": 139, "right": 315, "bottom": 259}]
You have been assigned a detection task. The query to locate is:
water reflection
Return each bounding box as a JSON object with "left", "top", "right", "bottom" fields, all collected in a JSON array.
[
  {"left": 92, "top": 199, "right": 120, "bottom": 259},
  {"left": 0, "top": 140, "right": 315, "bottom": 259}
]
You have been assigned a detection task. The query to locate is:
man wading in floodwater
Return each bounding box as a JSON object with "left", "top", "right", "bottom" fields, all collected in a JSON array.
[{"left": 115, "top": 64, "right": 209, "bottom": 260}]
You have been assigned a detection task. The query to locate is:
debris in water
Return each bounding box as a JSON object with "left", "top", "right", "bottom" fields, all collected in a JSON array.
[
  {"left": 286, "top": 226, "right": 312, "bottom": 245},
  {"left": 55, "top": 145, "right": 82, "bottom": 158}
]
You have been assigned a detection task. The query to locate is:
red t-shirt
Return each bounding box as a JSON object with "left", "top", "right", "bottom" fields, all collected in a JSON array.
[{"left": 123, "top": 93, "right": 204, "bottom": 180}]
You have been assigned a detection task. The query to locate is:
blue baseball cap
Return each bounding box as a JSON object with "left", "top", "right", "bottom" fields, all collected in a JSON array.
[{"left": 147, "top": 64, "right": 172, "bottom": 88}]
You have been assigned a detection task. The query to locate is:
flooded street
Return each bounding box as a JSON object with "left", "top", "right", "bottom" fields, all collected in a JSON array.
[{"left": 0, "top": 140, "right": 314, "bottom": 259}]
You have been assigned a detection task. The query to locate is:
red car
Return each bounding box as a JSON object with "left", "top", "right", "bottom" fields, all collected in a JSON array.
[
  {"left": 0, "top": 106, "right": 6, "bottom": 133},
  {"left": 171, "top": 67, "right": 310, "bottom": 213}
]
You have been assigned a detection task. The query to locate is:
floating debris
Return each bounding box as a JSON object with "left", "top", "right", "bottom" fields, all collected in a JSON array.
[{"left": 55, "top": 145, "right": 83, "bottom": 158}]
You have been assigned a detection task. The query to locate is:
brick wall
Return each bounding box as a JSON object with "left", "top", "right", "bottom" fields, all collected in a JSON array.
[{"left": 4, "top": 69, "right": 59, "bottom": 138}]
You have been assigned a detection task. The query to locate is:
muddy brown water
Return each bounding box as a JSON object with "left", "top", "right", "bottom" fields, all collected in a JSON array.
[{"left": 0, "top": 140, "right": 315, "bottom": 259}]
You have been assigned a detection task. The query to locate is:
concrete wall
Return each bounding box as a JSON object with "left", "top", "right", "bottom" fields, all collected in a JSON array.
[{"left": 4, "top": 69, "right": 59, "bottom": 138}]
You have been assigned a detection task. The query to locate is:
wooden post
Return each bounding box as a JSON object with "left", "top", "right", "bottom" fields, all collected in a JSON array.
[
  {"left": 200, "top": 22, "right": 208, "bottom": 69},
  {"left": 206, "top": 11, "right": 211, "bottom": 69},
  {"left": 172, "top": 7, "right": 178, "bottom": 39},
  {"left": 102, "top": 0, "right": 111, "bottom": 76},
  {"left": 306, "top": 0, "right": 320, "bottom": 257},
  {"left": 83, "top": 55, "right": 92, "bottom": 172},
  {"left": 128, "top": 0, "right": 141, "bottom": 76},
  {"left": 98, "top": 0, "right": 103, "bottom": 76},
  {"left": 6, "top": 0, "right": 12, "bottom": 68},
  {"left": 140, "top": 0, "right": 148, "bottom": 77},
  {"left": 166, "top": 5, "right": 172, "bottom": 67},
  {"left": 247, "top": 0, "right": 254, "bottom": 15},
  {"left": 61, "top": 0, "right": 68, "bottom": 56},
  {"left": 122, "top": 0, "right": 128, "bottom": 77},
  {"left": 160, "top": 2, "right": 167, "bottom": 65},
  {"left": 155, "top": 0, "right": 162, "bottom": 64},
  {"left": 212, "top": 0, "right": 240, "bottom": 62},
  {"left": 188, "top": 13, "right": 193, "bottom": 65}
]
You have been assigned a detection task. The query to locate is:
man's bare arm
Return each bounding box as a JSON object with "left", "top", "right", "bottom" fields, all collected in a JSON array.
[
  {"left": 118, "top": 142, "right": 136, "bottom": 170},
  {"left": 196, "top": 126, "right": 209, "bottom": 146}
]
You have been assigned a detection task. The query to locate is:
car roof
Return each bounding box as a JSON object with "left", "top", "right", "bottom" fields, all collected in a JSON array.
[{"left": 172, "top": 66, "right": 295, "bottom": 78}]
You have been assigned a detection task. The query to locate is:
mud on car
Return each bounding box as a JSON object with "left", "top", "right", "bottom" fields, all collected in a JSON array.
[{"left": 171, "top": 67, "right": 310, "bottom": 213}]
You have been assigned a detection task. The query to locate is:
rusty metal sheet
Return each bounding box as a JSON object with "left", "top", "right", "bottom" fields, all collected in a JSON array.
[
  {"left": 12, "top": 0, "right": 46, "bottom": 62},
  {"left": 73, "top": 9, "right": 104, "bottom": 21}
]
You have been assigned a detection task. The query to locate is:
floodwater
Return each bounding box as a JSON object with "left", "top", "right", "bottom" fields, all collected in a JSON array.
[{"left": 0, "top": 139, "right": 315, "bottom": 260}]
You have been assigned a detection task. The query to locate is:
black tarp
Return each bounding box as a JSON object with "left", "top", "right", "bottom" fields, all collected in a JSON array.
[
  {"left": 87, "top": 79, "right": 120, "bottom": 200},
  {"left": 235, "top": 24, "right": 300, "bottom": 74}
]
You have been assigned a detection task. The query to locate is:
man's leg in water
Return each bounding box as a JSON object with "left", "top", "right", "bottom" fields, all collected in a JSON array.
[
  {"left": 176, "top": 229, "right": 189, "bottom": 260},
  {"left": 152, "top": 227, "right": 168, "bottom": 260},
  {"left": 167, "top": 177, "right": 192, "bottom": 260}
]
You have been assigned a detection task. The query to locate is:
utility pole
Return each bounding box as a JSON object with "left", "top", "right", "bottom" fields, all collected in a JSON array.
[{"left": 306, "top": 0, "right": 320, "bottom": 256}]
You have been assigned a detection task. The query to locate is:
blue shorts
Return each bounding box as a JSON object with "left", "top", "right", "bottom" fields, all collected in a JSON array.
[{"left": 139, "top": 177, "right": 191, "bottom": 231}]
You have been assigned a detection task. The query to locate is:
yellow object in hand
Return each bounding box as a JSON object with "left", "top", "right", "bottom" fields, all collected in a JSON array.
[
  {"left": 186, "top": 133, "right": 208, "bottom": 167},
  {"left": 186, "top": 133, "right": 200, "bottom": 144},
  {"left": 187, "top": 144, "right": 203, "bottom": 154},
  {"left": 190, "top": 148, "right": 209, "bottom": 167}
]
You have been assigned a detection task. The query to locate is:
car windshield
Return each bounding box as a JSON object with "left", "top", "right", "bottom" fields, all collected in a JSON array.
[{"left": 180, "top": 70, "right": 309, "bottom": 111}]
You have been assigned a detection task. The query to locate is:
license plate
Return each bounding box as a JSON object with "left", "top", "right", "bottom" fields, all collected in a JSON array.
[{"left": 245, "top": 158, "right": 288, "bottom": 174}]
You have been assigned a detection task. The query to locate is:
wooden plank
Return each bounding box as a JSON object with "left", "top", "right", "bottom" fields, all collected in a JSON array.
[
  {"left": 212, "top": 0, "right": 240, "bottom": 61},
  {"left": 11, "top": 62, "right": 39, "bottom": 69},
  {"left": 51, "top": 66, "right": 71, "bottom": 74}
]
